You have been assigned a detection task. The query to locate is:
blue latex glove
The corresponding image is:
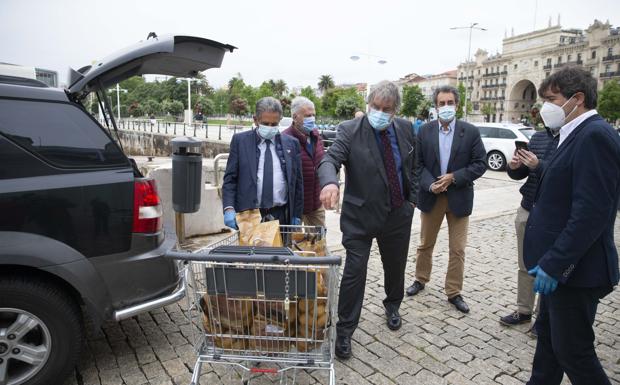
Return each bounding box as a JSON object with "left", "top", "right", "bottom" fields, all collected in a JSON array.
[
  {"left": 292, "top": 217, "right": 302, "bottom": 226},
  {"left": 528, "top": 265, "right": 558, "bottom": 295},
  {"left": 224, "top": 210, "right": 238, "bottom": 230}
]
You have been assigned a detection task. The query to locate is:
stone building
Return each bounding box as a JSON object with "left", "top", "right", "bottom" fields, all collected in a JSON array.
[{"left": 458, "top": 19, "right": 620, "bottom": 123}]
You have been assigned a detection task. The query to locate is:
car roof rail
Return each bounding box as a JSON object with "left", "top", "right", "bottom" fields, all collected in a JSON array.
[{"left": 0, "top": 75, "right": 49, "bottom": 88}]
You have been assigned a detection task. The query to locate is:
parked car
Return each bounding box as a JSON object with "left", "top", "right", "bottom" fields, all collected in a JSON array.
[
  {"left": 320, "top": 125, "right": 338, "bottom": 148},
  {"left": 278, "top": 117, "right": 293, "bottom": 132},
  {"left": 0, "top": 34, "right": 235, "bottom": 385},
  {"left": 474, "top": 122, "right": 533, "bottom": 171}
]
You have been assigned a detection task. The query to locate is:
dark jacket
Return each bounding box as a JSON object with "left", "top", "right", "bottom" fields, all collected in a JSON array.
[
  {"left": 524, "top": 114, "right": 620, "bottom": 288},
  {"left": 506, "top": 129, "right": 558, "bottom": 211},
  {"left": 416, "top": 119, "right": 487, "bottom": 217},
  {"left": 222, "top": 129, "right": 303, "bottom": 224},
  {"left": 317, "top": 116, "right": 417, "bottom": 237},
  {"left": 282, "top": 125, "right": 325, "bottom": 214}
]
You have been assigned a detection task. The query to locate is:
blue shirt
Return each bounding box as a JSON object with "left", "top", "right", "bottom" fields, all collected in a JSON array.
[
  {"left": 373, "top": 123, "right": 404, "bottom": 197},
  {"left": 438, "top": 119, "right": 456, "bottom": 175}
]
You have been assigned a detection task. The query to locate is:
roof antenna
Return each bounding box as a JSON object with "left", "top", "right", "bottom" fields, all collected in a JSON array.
[{"left": 147, "top": 32, "right": 158, "bottom": 40}]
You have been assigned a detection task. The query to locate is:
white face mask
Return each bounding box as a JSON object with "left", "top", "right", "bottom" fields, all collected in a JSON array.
[{"left": 539, "top": 96, "right": 577, "bottom": 129}]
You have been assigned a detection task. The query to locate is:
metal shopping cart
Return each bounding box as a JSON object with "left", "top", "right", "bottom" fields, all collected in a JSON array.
[{"left": 168, "top": 225, "right": 341, "bottom": 385}]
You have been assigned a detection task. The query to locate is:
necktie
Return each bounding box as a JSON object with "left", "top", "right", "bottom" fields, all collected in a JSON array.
[
  {"left": 379, "top": 130, "right": 404, "bottom": 208},
  {"left": 261, "top": 140, "right": 273, "bottom": 208}
]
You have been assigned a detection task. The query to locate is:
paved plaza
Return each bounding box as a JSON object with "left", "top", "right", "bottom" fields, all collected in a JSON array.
[{"left": 63, "top": 173, "right": 620, "bottom": 385}]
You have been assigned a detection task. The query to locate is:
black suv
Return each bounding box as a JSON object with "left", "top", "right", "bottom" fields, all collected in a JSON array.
[{"left": 0, "top": 35, "right": 234, "bottom": 385}]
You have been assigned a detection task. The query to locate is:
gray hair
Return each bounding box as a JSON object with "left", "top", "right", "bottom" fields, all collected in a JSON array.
[
  {"left": 432, "top": 85, "right": 460, "bottom": 106},
  {"left": 367, "top": 80, "right": 401, "bottom": 111},
  {"left": 291, "top": 96, "right": 315, "bottom": 116},
  {"left": 255, "top": 97, "right": 283, "bottom": 119}
]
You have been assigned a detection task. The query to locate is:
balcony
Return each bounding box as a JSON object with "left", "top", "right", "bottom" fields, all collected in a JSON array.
[
  {"left": 482, "top": 72, "right": 501, "bottom": 77},
  {"left": 554, "top": 60, "right": 584, "bottom": 68},
  {"left": 481, "top": 84, "right": 499, "bottom": 89},
  {"left": 602, "top": 54, "right": 620, "bottom": 62},
  {"left": 543, "top": 64, "right": 552, "bottom": 70},
  {"left": 600, "top": 71, "right": 620, "bottom": 78},
  {"left": 500, "top": 71, "right": 508, "bottom": 75}
]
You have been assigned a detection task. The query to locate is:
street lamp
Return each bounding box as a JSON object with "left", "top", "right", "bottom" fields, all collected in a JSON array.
[
  {"left": 350, "top": 53, "right": 388, "bottom": 109},
  {"left": 450, "top": 23, "right": 486, "bottom": 121},
  {"left": 108, "top": 84, "right": 127, "bottom": 122}
]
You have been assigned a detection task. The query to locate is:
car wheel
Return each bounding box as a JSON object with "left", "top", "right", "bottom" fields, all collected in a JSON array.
[
  {"left": 487, "top": 151, "right": 506, "bottom": 171},
  {"left": 0, "top": 276, "right": 82, "bottom": 385}
]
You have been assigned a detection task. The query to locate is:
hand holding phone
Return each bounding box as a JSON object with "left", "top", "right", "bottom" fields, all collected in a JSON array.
[{"left": 515, "top": 141, "right": 529, "bottom": 151}]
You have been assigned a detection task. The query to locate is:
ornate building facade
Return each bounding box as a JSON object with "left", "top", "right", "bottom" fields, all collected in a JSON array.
[{"left": 458, "top": 19, "right": 620, "bottom": 123}]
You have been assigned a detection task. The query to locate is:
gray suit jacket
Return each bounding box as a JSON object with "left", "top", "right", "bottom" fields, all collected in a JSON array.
[
  {"left": 416, "top": 119, "right": 486, "bottom": 217},
  {"left": 317, "top": 116, "right": 417, "bottom": 236}
]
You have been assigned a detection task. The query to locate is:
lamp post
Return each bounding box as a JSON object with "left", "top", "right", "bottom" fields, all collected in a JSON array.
[
  {"left": 108, "top": 84, "right": 127, "bottom": 122},
  {"left": 450, "top": 23, "right": 486, "bottom": 121},
  {"left": 350, "top": 53, "right": 388, "bottom": 110},
  {"left": 187, "top": 78, "right": 192, "bottom": 125}
]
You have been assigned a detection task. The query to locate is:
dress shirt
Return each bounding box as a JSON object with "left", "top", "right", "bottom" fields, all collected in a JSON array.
[
  {"left": 558, "top": 109, "right": 597, "bottom": 148},
  {"left": 257, "top": 137, "right": 287, "bottom": 207},
  {"left": 438, "top": 118, "right": 456, "bottom": 175},
  {"left": 373, "top": 123, "right": 404, "bottom": 197}
]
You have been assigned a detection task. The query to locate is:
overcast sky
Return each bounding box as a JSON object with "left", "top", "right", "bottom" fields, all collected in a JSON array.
[{"left": 1, "top": 0, "right": 617, "bottom": 89}]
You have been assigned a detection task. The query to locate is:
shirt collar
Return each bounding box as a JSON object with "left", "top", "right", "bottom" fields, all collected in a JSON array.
[
  {"left": 255, "top": 129, "right": 279, "bottom": 144},
  {"left": 559, "top": 109, "right": 597, "bottom": 142},
  {"left": 438, "top": 118, "right": 456, "bottom": 133}
]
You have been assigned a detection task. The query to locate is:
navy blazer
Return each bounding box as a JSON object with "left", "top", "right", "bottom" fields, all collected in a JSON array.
[
  {"left": 416, "top": 119, "right": 487, "bottom": 217},
  {"left": 222, "top": 129, "right": 303, "bottom": 224},
  {"left": 524, "top": 114, "right": 620, "bottom": 288}
]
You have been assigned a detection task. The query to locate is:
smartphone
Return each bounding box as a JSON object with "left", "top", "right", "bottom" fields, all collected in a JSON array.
[{"left": 515, "top": 141, "right": 529, "bottom": 151}]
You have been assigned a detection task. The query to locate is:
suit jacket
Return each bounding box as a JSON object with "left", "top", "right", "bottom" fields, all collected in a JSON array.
[
  {"left": 524, "top": 114, "right": 620, "bottom": 288},
  {"left": 317, "top": 116, "right": 417, "bottom": 237},
  {"left": 222, "top": 129, "right": 303, "bottom": 224},
  {"left": 416, "top": 119, "right": 487, "bottom": 217}
]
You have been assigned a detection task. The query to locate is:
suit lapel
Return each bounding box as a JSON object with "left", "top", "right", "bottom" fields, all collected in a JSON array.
[
  {"left": 429, "top": 120, "right": 441, "bottom": 169},
  {"left": 393, "top": 119, "right": 412, "bottom": 163},
  {"left": 363, "top": 118, "right": 388, "bottom": 186},
  {"left": 248, "top": 131, "right": 258, "bottom": 184},
  {"left": 281, "top": 137, "right": 293, "bottom": 190},
  {"left": 447, "top": 120, "right": 463, "bottom": 171}
]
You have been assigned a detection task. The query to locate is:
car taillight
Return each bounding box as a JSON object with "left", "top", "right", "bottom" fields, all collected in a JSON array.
[{"left": 133, "top": 178, "right": 163, "bottom": 233}]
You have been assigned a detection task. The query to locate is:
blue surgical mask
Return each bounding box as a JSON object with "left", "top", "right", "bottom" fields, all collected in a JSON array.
[
  {"left": 302, "top": 116, "right": 316, "bottom": 133},
  {"left": 368, "top": 108, "right": 392, "bottom": 131},
  {"left": 257, "top": 125, "right": 278, "bottom": 140},
  {"left": 438, "top": 105, "right": 456, "bottom": 122}
]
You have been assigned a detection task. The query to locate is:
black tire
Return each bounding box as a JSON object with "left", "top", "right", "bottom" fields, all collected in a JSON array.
[
  {"left": 0, "top": 276, "right": 83, "bottom": 385},
  {"left": 486, "top": 151, "right": 506, "bottom": 171}
]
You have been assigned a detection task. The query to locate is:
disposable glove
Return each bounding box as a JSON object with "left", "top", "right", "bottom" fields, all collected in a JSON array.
[
  {"left": 528, "top": 265, "right": 558, "bottom": 295},
  {"left": 224, "top": 210, "right": 238, "bottom": 230},
  {"left": 292, "top": 217, "right": 302, "bottom": 226}
]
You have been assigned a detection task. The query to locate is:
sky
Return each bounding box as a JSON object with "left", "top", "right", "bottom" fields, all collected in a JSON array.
[{"left": 1, "top": 0, "right": 618, "bottom": 90}]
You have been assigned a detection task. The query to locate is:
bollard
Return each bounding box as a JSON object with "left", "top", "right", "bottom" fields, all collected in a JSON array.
[
  {"left": 205, "top": 123, "right": 209, "bottom": 139},
  {"left": 183, "top": 123, "right": 186, "bottom": 136},
  {"left": 218, "top": 124, "right": 222, "bottom": 140},
  {"left": 193, "top": 124, "right": 196, "bottom": 137},
  {"left": 171, "top": 137, "right": 204, "bottom": 242}
]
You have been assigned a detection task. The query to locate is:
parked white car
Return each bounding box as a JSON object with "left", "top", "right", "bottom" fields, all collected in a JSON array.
[
  {"left": 474, "top": 123, "right": 536, "bottom": 171},
  {"left": 278, "top": 117, "right": 293, "bottom": 132}
]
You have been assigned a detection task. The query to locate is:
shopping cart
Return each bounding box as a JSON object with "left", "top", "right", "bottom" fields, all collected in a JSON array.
[{"left": 168, "top": 225, "right": 341, "bottom": 385}]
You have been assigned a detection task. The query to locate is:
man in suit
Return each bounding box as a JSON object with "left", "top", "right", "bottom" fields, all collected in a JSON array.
[
  {"left": 524, "top": 67, "right": 619, "bottom": 385},
  {"left": 282, "top": 96, "right": 325, "bottom": 227},
  {"left": 318, "top": 81, "right": 417, "bottom": 359},
  {"left": 222, "top": 97, "right": 303, "bottom": 228},
  {"left": 406, "top": 85, "right": 486, "bottom": 313}
]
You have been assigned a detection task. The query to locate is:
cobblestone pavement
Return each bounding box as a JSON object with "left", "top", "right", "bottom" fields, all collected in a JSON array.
[{"left": 64, "top": 191, "right": 620, "bottom": 384}]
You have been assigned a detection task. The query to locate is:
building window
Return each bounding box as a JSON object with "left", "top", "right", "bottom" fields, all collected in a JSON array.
[
  {"left": 567, "top": 54, "right": 572, "bottom": 62},
  {"left": 605, "top": 64, "right": 611, "bottom": 73},
  {"left": 592, "top": 50, "right": 596, "bottom": 59},
  {"left": 546, "top": 58, "right": 551, "bottom": 65},
  {"left": 484, "top": 79, "right": 487, "bottom": 85},
  {"left": 558, "top": 56, "right": 562, "bottom": 64},
  {"left": 534, "top": 60, "right": 538, "bottom": 66},
  {"left": 502, "top": 77, "right": 506, "bottom": 84},
  {"left": 496, "top": 66, "right": 499, "bottom": 73},
  {"left": 546, "top": 72, "right": 550, "bottom": 77},
  {"left": 589, "top": 67, "right": 595, "bottom": 75},
  {"left": 485, "top": 68, "right": 488, "bottom": 74},
  {"left": 608, "top": 47, "right": 613, "bottom": 56},
  {"left": 514, "top": 64, "right": 518, "bottom": 70},
  {"left": 577, "top": 53, "right": 582, "bottom": 62},
  {"left": 503, "top": 65, "right": 507, "bottom": 71},
  {"left": 478, "top": 69, "right": 481, "bottom": 75}
]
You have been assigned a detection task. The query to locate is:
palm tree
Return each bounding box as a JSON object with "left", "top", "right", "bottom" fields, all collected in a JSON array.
[
  {"left": 318, "top": 75, "right": 335, "bottom": 93},
  {"left": 273, "top": 79, "right": 287, "bottom": 97}
]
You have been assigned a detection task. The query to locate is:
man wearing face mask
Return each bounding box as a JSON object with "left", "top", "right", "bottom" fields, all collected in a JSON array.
[
  {"left": 222, "top": 97, "right": 303, "bottom": 228},
  {"left": 523, "top": 67, "right": 620, "bottom": 385},
  {"left": 405, "top": 85, "right": 486, "bottom": 314},
  {"left": 282, "top": 96, "right": 326, "bottom": 227},
  {"left": 318, "top": 81, "right": 418, "bottom": 359}
]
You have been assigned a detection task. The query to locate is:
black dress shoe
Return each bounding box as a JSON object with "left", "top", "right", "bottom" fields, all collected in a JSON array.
[
  {"left": 406, "top": 281, "right": 425, "bottom": 296},
  {"left": 335, "top": 335, "right": 352, "bottom": 359},
  {"left": 448, "top": 295, "right": 470, "bottom": 313},
  {"left": 385, "top": 309, "right": 402, "bottom": 331},
  {"left": 499, "top": 311, "right": 532, "bottom": 326}
]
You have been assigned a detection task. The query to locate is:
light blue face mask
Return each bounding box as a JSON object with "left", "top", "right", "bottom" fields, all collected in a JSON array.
[
  {"left": 438, "top": 105, "right": 456, "bottom": 122},
  {"left": 257, "top": 124, "right": 278, "bottom": 140},
  {"left": 368, "top": 108, "right": 392, "bottom": 131},
  {"left": 302, "top": 116, "right": 316, "bottom": 133}
]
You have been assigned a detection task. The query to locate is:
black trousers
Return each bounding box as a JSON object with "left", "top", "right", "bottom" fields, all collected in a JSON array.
[
  {"left": 260, "top": 205, "right": 288, "bottom": 225},
  {"left": 527, "top": 284, "right": 613, "bottom": 385},
  {"left": 336, "top": 203, "right": 414, "bottom": 337}
]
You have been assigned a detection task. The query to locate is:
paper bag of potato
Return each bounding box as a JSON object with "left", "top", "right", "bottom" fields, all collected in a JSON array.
[
  {"left": 236, "top": 209, "right": 283, "bottom": 247},
  {"left": 291, "top": 232, "right": 327, "bottom": 257},
  {"left": 199, "top": 294, "right": 253, "bottom": 350},
  {"left": 296, "top": 272, "right": 329, "bottom": 352}
]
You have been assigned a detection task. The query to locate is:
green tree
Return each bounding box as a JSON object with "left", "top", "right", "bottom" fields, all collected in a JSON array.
[
  {"left": 318, "top": 75, "right": 335, "bottom": 93},
  {"left": 300, "top": 86, "right": 321, "bottom": 115},
  {"left": 417, "top": 99, "right": 433, "bottom": 119},
  {"left": 456, "top": 82, "right": 473, "bottom": 119},
  {"left": 194, "top": 96, "right": 215, "bottom": 115},
  {"left": 280, "top": 96, "right": 292, "bottom": 117},
  {"left": 401, "top": 85, "right": 425, "bottom": 117},
  {"left": 227, "top": 74, "right": 246, "bottom": 99},
  {"left": 162, "top": 99, "right": 184, "bottom": 117},
  {"left": 212, "top": 88, "right": 230, "bottom": 116},
  {"left": 142, "top": 99, "right": 161, "bottom": 116},
  {"left": 256, "top": 81, "right": 276, "bottom": 99},
  {"left": 128, "top": 101, "right": 143, "bottom": 117},
  {"left": 335, "top": 96, "right": 363, "bottom": 118},
  {"left": 598, "top": 79, "right": 620, "bottom": 123},
  {"left": 321, "top": 87, "right": 364, "bottom": 117},
  {"left": 481, "top": 103, "right": 496, "bottom": 121},
  {"left": 273, "top": 79, "right": 287, "bottom": 97}
]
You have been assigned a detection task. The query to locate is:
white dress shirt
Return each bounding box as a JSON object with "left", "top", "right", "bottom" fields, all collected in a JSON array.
[
  {"left": 558, "top": 109, "right": 598, "bottom": 148},
  {"left": 257, "top": 138, "right": 288, "bottom": 207}
]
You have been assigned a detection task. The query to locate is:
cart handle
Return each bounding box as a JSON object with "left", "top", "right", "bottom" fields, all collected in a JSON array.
[{"left": 165, "top": 250, "right": 341, "bottom": 266}]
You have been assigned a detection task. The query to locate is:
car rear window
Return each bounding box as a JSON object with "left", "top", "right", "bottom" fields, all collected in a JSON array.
[{"left": 0, "top": 99, "right": 127, "bottom": 168}]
